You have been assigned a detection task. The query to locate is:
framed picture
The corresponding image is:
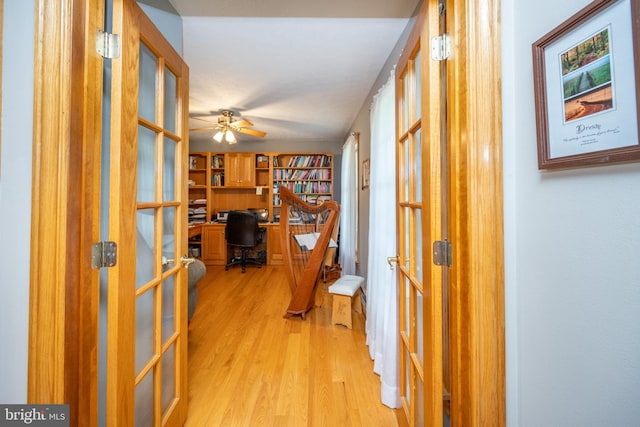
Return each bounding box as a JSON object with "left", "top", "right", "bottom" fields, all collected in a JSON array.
[
  {"left": 361, "top": 158, "right": 370, "bottom": 189},
  {"left": 532, "top": 0, "right": 640, "bottom": 169}
]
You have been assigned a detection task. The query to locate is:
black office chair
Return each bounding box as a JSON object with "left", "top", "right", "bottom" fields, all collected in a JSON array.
[{"left": 224, "top": 210, "right": 264, "bottom": 273}]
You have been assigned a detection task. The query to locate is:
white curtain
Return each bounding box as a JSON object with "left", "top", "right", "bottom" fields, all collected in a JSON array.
[
  {"left": 339, "top": 133, "right": 358, "bottom": 276},
  {"left": 365, "top": 72, "right": 399, "bottom": 408}
]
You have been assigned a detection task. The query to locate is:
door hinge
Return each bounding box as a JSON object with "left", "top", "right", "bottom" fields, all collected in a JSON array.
[
  {"left": 433, "top": 239, "right": 452, "bottom": 267},
  {"left": 96, "top": 29, "right": 121, "bottom": 59},
  {"left": 92, "top": 241, "right": 118, "bottom": 269},
  {"left": 431, "top": 33, "right": 451, "bottom": 61}
]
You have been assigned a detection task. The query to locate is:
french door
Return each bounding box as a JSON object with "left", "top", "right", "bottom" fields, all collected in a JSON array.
[
  {"left": 395, "top": 0, "right": 447, "bottom": 425},
  {"left": 394, "top": 0, "right": 505, "bottom": 425},
  {"left": 105, "top": 1, "right": 190, "bottom": 425}
]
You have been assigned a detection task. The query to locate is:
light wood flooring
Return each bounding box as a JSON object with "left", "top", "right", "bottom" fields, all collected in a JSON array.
[{"left": 185, "top": 265, "right": 406, "bottom": 426}]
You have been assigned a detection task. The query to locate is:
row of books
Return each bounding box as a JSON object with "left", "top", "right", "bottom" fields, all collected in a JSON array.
[
  {"left": 273, "top": 168, "right": 331, "bottom": 180},
  {"left": 211, "top": 155, "right": 224, "bottom": 168},
  {"left": 274, "top": 181, "right": 331, "bottom": 194},
  {"left": 272, "top": 155, "right": 331, "bottom": 168},
  {"left": 272, "top": 193, "right": 331, "bottom": 207},
  {"left": 211, "top": 173, "right": 224, "bottom": 186}
]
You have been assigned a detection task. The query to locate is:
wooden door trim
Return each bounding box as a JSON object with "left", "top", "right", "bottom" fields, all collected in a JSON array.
[
  {"left": 447, "top": 0, "right": 505, "bottom": 425},
  {"left": 29, "top": 1, "right": 103, "bottom": 426}
]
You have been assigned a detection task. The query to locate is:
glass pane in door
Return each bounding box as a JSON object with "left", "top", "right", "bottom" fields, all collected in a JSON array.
[
  {"left": 161, "top": 344, "right": 176, "bottom": 413},
  {"left": 404, "top": 207, "right": 410, "bottom": 269},
  {"left": 416, "top": 208, "right": 423, "bottom": 283},
  {"left": 164, "top": 68, "right": 177, "bottom": 133},
  {"left": 135, "top": 289, "right": 155, "bottom": 374},
  {"left": 163, "top": 137, "right": 176, "bottom": 201},
  {"left": 416, "top": 376, "right": 425, "bottom": 424},
  {"left": 136, "top": 209, "right": 155, "bottom": 288},
  {"left": 403, "top": 140, "right": 410, "bottom": 202},
  {"left": 135, "top": 369, "right": 154, "bottom": 427},
  {"left": 403, "top": 73, "right": 409, "bottom": 133},
  {"left": 162, "top": 206, "right": 176, "bottom": 267},
  {"left": 417, "top": 292, "right": 424, "bottom": 365},
  {"left": 415, "top": 50, "right": 422, "bottom": 122},
  {"left": 415, "top": 129, "right": 422, "bottom": 203},
  {"left": 405, "top": 348, "right": 412, "bottom": 405},
  {"left": 162, "top": 275, "right": 176, "bottom": 343},
  {"left": 138, "top": 126, "right": 156, "bottom": 203},
  {"left": 405, "top": 277, "right": 411, "bottom": 340},
  {"left": 139, "top": 43, "right": 157, "bottom": 123}
]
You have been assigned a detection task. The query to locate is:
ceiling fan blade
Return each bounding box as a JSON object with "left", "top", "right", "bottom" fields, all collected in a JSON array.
[
  {"left": 237, "top": 127, "right": 267, "bottom": 137},
  {"left": 231, "top": 119, "right": 253, "bottom": 128},
  {"left": 189, "top": 125, "right": 220, "bottom": 132}
]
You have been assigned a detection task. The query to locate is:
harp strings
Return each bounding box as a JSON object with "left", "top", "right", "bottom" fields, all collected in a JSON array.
[{"left": 286, "top": 203, "right": 330, "bottom": 288}]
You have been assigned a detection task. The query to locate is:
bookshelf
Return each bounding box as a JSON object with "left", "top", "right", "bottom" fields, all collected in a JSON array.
[
  {"left": 188, "top": 153, "right": 208, "bottom": 225},
  {"left": 210, "top": 153, "right": 224, "bottom": 186},
  {"left": 271, "top": 153, "right": 333, "bottom": 222},
  {"left": 188, "top": 151, "right": 334, "bottom": 225}
]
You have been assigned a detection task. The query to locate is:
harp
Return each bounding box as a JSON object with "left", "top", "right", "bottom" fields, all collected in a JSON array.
[{"left": 279, "top": 186, "right": 340, "bottom": 318}]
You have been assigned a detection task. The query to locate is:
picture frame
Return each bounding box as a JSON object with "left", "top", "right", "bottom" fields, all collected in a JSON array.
[
  {"left": 361, "top": 158, "right": 370, "bottom": 189},
  {"left": 532, "top": 0, "right": 640, "bottom": 169}
]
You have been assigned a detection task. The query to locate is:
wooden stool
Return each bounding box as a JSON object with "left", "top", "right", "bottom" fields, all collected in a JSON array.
[{"left": 328, "top": 275, "right": 364, "bottom": 329}]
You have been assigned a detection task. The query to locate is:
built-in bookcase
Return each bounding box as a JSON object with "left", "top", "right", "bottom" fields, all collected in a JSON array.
[
  {"left": 188, "top": 151, "right": 334, "bottom": 224},
  {"left": 271, "top": 153, "right": 333, "bottom": 222}
]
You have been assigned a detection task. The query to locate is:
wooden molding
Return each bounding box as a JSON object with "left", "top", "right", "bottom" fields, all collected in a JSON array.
[
  {"left": 29, "top": 1, "right": 103, "bottom": 426},
  {"left": 29, "top": 0, "right": 73, "bottom": 404},
  {"left": 446, "top": 0, "right": 506, "bottom": 425}
]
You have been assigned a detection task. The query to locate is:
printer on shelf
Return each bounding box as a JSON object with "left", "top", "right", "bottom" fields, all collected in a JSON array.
[{"left": 215, "top": 210, "right": 229, "bottom": 223}]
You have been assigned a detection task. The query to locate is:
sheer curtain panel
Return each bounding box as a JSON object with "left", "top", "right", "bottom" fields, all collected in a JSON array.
[
  {"left": 365, "top": 73, "right": 399, "bottom": 408},
  {"left": 339, "top": 133, "right": 358, "bottom": 276}
]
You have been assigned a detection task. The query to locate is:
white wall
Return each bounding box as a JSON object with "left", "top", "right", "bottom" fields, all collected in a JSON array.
[
  {"left": 138, "top": 0, "right": 183, "bottom": 54},
  {"left": 503, "top": 0, "right": 640, "bottom": 425},
  {"left": 0, "top": 1, "right": 35, "bottom": 402}
]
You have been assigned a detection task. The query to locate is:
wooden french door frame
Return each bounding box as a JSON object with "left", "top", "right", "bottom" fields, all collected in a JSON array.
[
  {"left": 29, "top": 0, "right": 104, "bottom": 426},
  {"left": 395, "top": 0, "right": 504, "bottom": 425}
]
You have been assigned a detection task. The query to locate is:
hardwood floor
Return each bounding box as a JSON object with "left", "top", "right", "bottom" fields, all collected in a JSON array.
[{"left": 185, "top": 265, "right": 406, "bottom": 426}]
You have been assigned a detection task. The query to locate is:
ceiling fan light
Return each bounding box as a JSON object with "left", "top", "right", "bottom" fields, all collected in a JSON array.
[
  {"left": 225, "top": 130, "right": 236, "bottom": 143},
  {"left": 213, "top": 131, "right": 224, "bottom": 142}
]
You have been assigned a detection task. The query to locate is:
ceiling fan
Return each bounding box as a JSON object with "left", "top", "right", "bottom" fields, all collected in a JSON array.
[{"left": 189, "top": 110, "right": 267, "bottom": 144}]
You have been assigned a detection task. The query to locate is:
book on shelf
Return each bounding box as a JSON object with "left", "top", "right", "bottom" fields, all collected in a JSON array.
[{"left": 211, "top": 155, "right": 224, "bottom": 168}]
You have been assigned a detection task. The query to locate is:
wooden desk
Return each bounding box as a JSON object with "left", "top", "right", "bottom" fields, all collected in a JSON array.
[
  {"left": 199, "top": 222, "right": 283, "bottom": 266},
  {"left": 188, "top": 224, "right": 202, "bottom": 239}
]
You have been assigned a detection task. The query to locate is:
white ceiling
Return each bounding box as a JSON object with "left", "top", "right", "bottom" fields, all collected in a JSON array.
[{"left": 166, "top": 0, "right": 418, "bottom": 145}]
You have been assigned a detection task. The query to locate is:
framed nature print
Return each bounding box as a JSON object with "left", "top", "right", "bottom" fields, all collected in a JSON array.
[
  {"left": 361, "top": 158, "right": 370, "bottom": 189},
  {"left": 532, "top": 0, "right": 640, "bottom": 169}
]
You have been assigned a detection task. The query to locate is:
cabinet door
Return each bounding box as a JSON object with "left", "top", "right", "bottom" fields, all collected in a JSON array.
[
  {"left": 201, "top": 226, "right": 227, "bottom": 265},
  {"left": 225, "top": 153, "right": 255, "bottom": 187},
  {"left": 267, "top": 225, "right": 283, "bottom": 265}
]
